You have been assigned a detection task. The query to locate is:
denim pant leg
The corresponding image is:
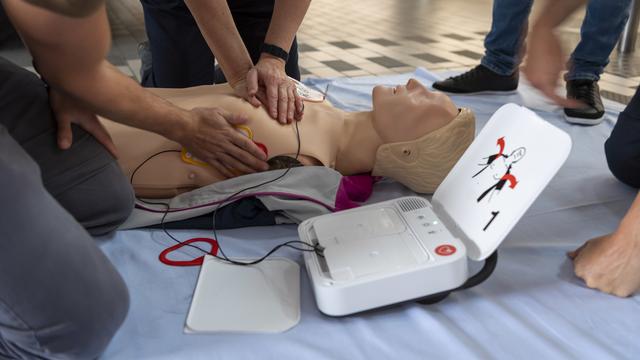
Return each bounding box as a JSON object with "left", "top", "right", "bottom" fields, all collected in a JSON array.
[
  {"left": 0, "top": 59, "right": 131, "bottom": 359},
  {"left": 481, "top": 0, "right": 534, "bottom": 76},
  {"left": 567, "top": 0, "right": 632, "bottom": 81},
  {"left": 605, "top": 86, "right": 640, "bottom": 188}
]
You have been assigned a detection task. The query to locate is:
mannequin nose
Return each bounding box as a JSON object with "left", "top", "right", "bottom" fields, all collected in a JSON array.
[{"left": 407, "top": 78, "right": 431, "bottom": 95}]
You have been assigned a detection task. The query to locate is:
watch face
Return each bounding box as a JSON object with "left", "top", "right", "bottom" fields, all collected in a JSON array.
[{"left": 289, "top": 77, "right": 325, "bottom": 102}]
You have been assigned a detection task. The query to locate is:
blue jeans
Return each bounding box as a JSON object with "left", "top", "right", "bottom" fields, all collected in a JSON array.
[{"left": 482, "top": 0, "right": 631, "bottom": 81}]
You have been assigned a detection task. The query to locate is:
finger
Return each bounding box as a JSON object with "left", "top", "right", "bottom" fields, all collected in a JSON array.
[
  {"left": 225, "top": 113, "right": 250, "bottom": 127},
  {"left": 81, "top": 116, "right": 119, "bottom": 158},
  {"left": 228, "top": 134, "right": 269, "bottom": 168},
  {"left": 217, "top": 151, "right": 256, "bottom": 175},
  {"left": 209, "top": 158, "right": 235, "bottom": 179},
  {"left": 256, "top": 89, "right": 269, "bottom": 111},
  {"left": 57, "top": 117, "right": 73, "bottom": 150},
  {"left": 295, "top": 101, "right": 305, "bottom": 121},
  {"left": 267, "top": 81, "right": 279, "bottom": 119},
  {"left": 287, "top": 85, "right": 295, "bottom": 123},
  {"left": 278, "top": 84, "right": 288, "bottom": 124},
  {"left": 215, "top": 108, "right": 249, "bottom": 128},
  {"left": 547, "top": 91, "right": 584, "bottom": 109},
  {"left": 247, "top": 68, "right": 259, "bottom": 97},
  {"left": 568, "top": 241, "right": 590, "bottom": 260},
  {"left": 294, "top": 88, "right": 304, "bottom": 121}
]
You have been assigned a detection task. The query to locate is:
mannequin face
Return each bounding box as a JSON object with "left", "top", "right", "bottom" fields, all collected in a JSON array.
[{"left": 371, "top": 78, "right": 459, "bottom": 143}]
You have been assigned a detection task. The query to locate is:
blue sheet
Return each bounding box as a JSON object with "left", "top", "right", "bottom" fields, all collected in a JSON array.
[{"left": 99, "top": 69, "right": 640, "bottom": 359}]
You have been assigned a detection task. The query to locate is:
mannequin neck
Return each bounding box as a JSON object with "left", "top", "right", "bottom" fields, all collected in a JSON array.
[{"left": 334, "top": 111, "right": 384, "bottom": 174}]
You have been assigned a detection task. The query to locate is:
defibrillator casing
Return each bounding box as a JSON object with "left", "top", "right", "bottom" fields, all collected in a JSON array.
[{"left": 298, "top": 104, "right": 572, "bottom": 316}]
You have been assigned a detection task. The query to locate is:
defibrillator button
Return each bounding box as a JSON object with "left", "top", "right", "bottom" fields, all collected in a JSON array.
[{"left": 435, "top": 244, "right": 456, "bottom": 256}]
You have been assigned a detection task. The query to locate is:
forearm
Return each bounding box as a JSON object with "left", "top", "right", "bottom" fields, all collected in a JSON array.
[
  {"left": 53, "top": 62, "right": 191, "bottom": 142},
  {"left": 23, "top": 0, "right": 103, "bottom": 17},
  {"left": 263, "top": 0, "right": 311, "bottom": 53},
  {"left": 533, "top": 0, "right": 586, "bottom": 30},
  {"left": 184, "top": 0, "right": 253, "bottom": 85},
  {"left": 4, "top": 0, "right": 190, "bottom": 142},
  {"left": 619, "top": 191, "right": 640, "bottom": 231}
]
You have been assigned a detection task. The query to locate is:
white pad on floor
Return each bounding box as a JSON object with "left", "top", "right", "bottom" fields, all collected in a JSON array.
[{"left": 185, "top": 256, "right": 300, "bottom": 334}]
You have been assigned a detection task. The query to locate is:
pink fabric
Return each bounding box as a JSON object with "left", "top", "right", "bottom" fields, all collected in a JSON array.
[{"left": 334, "top": 174, "right": 376, "bottom": 211}]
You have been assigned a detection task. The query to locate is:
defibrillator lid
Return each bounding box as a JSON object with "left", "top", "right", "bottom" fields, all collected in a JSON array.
[{"left": 432, "top": 103, "right": 572, "bottom": 261}]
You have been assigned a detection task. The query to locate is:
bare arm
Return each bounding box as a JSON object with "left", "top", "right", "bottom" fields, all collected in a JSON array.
[
  {"left": 184, "top": 0, "right": 310, "bottom": 124},
  {"left": 22, "top": 0, "right": 103, "bottom": 17},
  {"left": 523, "top": 0, "right": 586, "bottom": 106},
  {"left": 263, "top": 0, "right": 311, "bottom": 54},
  {"left": 184, "top": 0, "right": 254, "bottom": 86},
  {"left": 533, "top": 0, "right": 586, "bottom": 29},
  {"left": 2, "top": 0, "right": 267, "bottom": 174},
  {"left": 570, "top": 191, "right": 640, "bottom": 297},
  {"left": 4, "top": 0, "right": 190, "bottom": 140},
  {"left": 250, "top": 0, "right": 310, "bottom": 123}
]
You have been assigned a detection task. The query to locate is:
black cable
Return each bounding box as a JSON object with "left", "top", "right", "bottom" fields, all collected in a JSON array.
[
  {"left": 130, "top": 119, "right": 323, "bottom": 266},
  {"left": 210, "top": 119, "right": 323, "bottom": 266},
  {"left": 130, "top": 150, "right": 213, "bottom": 255}
]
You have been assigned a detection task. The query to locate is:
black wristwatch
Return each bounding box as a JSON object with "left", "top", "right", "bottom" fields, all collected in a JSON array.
[{"left": 260, "top": 43, "right": 289, "bottom": 63}]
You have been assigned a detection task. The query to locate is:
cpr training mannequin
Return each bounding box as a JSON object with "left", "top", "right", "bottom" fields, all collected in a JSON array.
[{"left": 101, "top": 79, "right": 475, "bottom": 198}]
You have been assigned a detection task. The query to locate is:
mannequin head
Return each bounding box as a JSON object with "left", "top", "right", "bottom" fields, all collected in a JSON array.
[{"left": 371, "top": 79, "right": 458, "bottom": 143}]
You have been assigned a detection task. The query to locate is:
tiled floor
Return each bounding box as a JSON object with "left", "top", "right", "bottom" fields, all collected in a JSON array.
[{"left": 1, "top": 0, "right": 640, "bottom": 104}]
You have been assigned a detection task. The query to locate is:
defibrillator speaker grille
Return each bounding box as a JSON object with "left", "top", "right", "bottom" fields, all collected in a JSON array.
[{"left": 397, "top": 198, "right": 427, "bottom": 212}]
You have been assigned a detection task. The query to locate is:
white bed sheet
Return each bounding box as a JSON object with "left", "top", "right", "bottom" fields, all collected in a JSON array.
[{"left": 99, "top": 69, "right": 640, "bottom": 360}]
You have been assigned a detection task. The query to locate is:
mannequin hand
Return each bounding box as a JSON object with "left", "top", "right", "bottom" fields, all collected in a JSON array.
[
  {"left": 523, "top": 24, "right": 581, "bottom": 108},
  {"left": 49, "top": 88, "right": 118, "bottom": 157},
  {"left": 180, "top": 107, "right": 268, "bottom": 178},
  {"left": 235, "top": 55, "right": 302, "bottom": 124},
  {"left": 568, "top": 226, "right": 640, "bottom": 297}
]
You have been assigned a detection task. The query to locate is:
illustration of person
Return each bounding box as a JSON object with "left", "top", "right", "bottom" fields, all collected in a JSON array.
[{"left": 473, "top": 137, "right": 526, "bottom": 203}]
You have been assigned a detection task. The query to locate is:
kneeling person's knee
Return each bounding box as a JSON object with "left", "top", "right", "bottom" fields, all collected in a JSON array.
[
  {"left": 55, "top": 161, "right": 135, "bottom": 236},
  {"left": 605, "top": 112, "right": 640, "bottom": 188}
]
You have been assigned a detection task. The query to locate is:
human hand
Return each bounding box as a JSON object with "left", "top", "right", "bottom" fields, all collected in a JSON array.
[
  {"left": 233, "top": 56, "right": 303, "bottom": 124},
  {"left": 180, "top": 107, "right": 268, "bottom": 178},
  {"left": 49, "top": 88, "right": 118, "bottom": 157},
  {"left": 523, "top": 24, "right": 581, "bottom": 108},
  {"left": 568, "top": 227, "right": 640, "bottom": 297}
]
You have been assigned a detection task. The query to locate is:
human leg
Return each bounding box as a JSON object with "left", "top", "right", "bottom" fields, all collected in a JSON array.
[
  {"left": 0, "top": 57, "right": 134, "bottom": 235},
  {"left": 432, "top": 0, "right": 530, "bottom": 94},
  {"left": 0, "top": 127, "right": 130, "bottom": 359},
  {"left": 605, "top": 87, "right": 640, "bottom": 187},
  {"left": 567, "top": 0, "right": 632, "bottom": 81},
  {"left": 0, "top": 57, "right": 132, "bottom": 359},
  {"left": 139, "top": 0, "right": 215, "bottom": 87},
  {"left": 481, "top": 0, "right": 534, "bottom": 76}
]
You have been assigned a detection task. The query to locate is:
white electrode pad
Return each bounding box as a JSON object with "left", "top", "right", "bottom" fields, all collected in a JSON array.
[
  {"left": 185, "top": 256, "right": 301, "bottom": 333},
  {"left": 433, "top": 103, "right": 572, "bottom": 260},
  {"left": 290, "top": 77, "right": 325, "bottom": 102}
]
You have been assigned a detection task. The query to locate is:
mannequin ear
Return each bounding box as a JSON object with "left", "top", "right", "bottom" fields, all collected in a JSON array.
[{"left": 508, "top": 147, "right": 526, "bottom": 164}]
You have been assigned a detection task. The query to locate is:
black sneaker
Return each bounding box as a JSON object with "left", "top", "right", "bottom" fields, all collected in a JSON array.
[
  {"left": 564, "top": 79, "right": 605, "bottom": 125},
  {"left": 432, "top": 64, "right": 519, "bottom": 94}
]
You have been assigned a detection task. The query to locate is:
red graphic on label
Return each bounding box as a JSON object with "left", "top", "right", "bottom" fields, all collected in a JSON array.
[{"left": 435, "top": 244, "right": 457, "bottom": 256}]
